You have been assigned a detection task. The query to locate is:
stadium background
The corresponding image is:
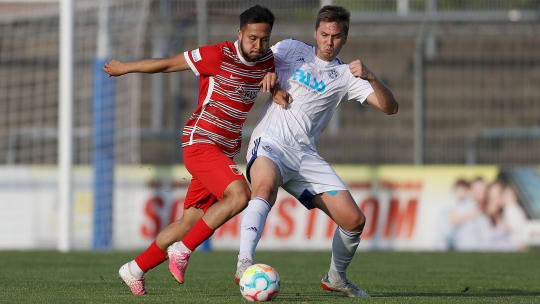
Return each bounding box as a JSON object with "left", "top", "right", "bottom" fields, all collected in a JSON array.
[{"left": 1, "top": 0, "right": 540, "bottom": 252}]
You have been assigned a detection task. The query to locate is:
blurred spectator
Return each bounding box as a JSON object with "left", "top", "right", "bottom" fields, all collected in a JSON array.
[
  {"left": 447, "top": 179, "right": 481, "bottom": 250},
  {"left": 483, "top": 181, "right": 525, "bottom": 251},
  {"left": 484, "top": 181, "right": 511, "bottom": 250},
  {"left": 470, "top": 177, "right": 488, "bottom": 212},
  {"left": 446, "top": 177, "right": 512, "bottom": 251},
  {"left": 501, "top": 185, "right": 527, "bottom": 250}
]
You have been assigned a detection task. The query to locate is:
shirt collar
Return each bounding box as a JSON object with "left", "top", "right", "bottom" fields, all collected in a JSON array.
[{"left": 234, "top": 40, "right": 256, "bottom": 66}]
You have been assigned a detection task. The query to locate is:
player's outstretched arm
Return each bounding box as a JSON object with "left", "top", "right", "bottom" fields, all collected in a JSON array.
[
  {"left": 349, "top": 59, "right": 398, "bottom": 115},
  {"left": 102, "top": 53, "right": 190, "bottom": 77}
]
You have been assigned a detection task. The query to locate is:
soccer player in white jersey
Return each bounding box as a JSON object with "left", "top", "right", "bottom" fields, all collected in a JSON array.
[{"left": 235, "top": 5, "right": 398, "bottom": 298}]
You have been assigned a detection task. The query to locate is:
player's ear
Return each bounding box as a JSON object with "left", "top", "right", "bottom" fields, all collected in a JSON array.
[{"left": 238, "top": 28, "right": 242, "bottom": 41}]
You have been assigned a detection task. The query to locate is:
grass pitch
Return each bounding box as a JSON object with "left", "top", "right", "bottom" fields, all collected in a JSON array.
[{"left": 1, "top": 250, "right": 539, "bottom": 303}]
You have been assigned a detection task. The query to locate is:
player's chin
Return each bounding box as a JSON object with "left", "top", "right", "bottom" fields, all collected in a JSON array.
[{"left": 247, "top": 53, "right": 263, "bottom": 61}]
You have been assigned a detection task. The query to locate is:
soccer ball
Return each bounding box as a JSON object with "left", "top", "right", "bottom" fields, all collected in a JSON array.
[{"left": 239, "top": 264, "right": 280, "bottom": 302}]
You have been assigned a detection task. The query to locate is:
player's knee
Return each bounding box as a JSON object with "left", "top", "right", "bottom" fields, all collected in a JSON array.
[
  {"left": 344, "top": 211, "right": 366, "bottom": 233},
  {"left": 225, "top": 183, "right": 251, "bottom": 213},
  {"left": 252, "top": 183, "right": 277, "bottom": 203}
]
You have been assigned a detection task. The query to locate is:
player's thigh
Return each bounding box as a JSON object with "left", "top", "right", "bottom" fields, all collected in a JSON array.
[
  {"left": 312, "top": 190, "right": 365, "bottom": 233},
  {"left": 248, "top": 156, "right": 282, "bottom": 205},
  {"left": 184, "top": 143, "right": 246, "bottom": 200},
  {"left": 184, "top": 177, "right": 218, "bottom": 212},
  {"left": 222, "top": 178, "right": 251, "bottom": 205},
  {"left": 246, "top": 137, "right": 294, "bottom": 205}
]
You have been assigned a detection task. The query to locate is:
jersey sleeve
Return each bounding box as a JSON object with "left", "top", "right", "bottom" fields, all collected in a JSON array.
[
  {"left": 345, "top": 71, "right": 375, "bottom": 104},
  {"left": 270, "top": 39, "right": 297, "bottom": 66},
  {"left": 183, "top": 44, "right": 223, "bottom": 76}
]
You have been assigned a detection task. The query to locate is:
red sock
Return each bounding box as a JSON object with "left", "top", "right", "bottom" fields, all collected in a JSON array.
[
  {"left": 134, "top": 241, "right": 168, "bottom": 273},
  {"left": 181, "top": 218, "right": 214, "bottom": 251}
]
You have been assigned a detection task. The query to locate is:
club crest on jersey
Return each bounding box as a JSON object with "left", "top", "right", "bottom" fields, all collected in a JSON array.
[
  {"left": 328, "top": 69, "right": 339, "bottom": 79},
  {"left": 291, "top": 69, "right": 326, "bottom": 93},
  {"left": 229, "top": 165, "right": 242, "bottom": 175}
]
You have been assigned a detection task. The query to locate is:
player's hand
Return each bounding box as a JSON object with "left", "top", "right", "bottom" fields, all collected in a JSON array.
[
  {"left": 102, "top": 59, "right": 128, "bottom": 77},
  {"left": 260, "top": 72, "right": 279, "bottom": 92},
  {"left": 349, "top": 59, "right": 374, "bottom": 81},
  {"left": 271, "top": 88, "right": 293, "bottom": 109}
]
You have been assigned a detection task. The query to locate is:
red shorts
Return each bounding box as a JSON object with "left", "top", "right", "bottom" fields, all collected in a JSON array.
[{"left": 183, "top": 143, "right": 245, "bottom": 212}]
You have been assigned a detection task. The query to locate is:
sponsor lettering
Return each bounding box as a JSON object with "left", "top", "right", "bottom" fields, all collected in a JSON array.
[
  {"left": 140, "top": 196, "right": 164, "bottom": 239},
  {"left": 291, "top": 69, "right": 326, "bottom": 92},
  {"left": 139, "top": 183, "right": 420, "bottom": 242}
]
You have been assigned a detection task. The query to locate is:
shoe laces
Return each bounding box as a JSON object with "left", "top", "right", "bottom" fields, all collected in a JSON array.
[
  {"left": 330, "top": 274, "right": 357, "bottom": 290},
  {"left": 342, "top": 278, "right": 360, "bottom": 291},
  {"left": 172, "top": 251, "right": 189, "bottom": 266},
  {"left": 238, "top": 258, "right": 252, "bottom": 267},
  {"left": 237, "top": 258, "right": 252, "bottom": 273}
]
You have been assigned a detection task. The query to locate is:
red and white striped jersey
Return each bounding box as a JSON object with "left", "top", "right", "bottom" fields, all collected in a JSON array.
[{"left": 182, "top": 40, "right": 274, "bottom": 158}]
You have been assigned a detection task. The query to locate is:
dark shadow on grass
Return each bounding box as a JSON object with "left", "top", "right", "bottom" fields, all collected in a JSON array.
[
  {"left": 375, "top": 289, "right": 540, "bottom": 298},
  {"left": 156, "top": 289, "right": 540, "bottom": 301},
  {"left": 204, "top": 291, "right": 350, "bottom": 302}
]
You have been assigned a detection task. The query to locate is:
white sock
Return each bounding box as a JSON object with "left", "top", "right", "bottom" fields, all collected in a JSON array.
[
  {"left": 238, "top": 197, "right": 271, "bottom": 261},
  {"left": 168, "top": 241, "right": 192, "bottom": 254},
  {"left": 329, "top": 227, "right": 362, "bottom": 276},
  {"left": 128, "top": 260, "right": 144, "bottom": 279}
]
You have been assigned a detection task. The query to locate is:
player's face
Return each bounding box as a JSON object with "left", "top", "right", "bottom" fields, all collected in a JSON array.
[
  {"left": 238, "top": 23, "right": 271, "bottom": 62},
  {"left": 314, "top": 21, "right": 347, "bottom": 62}
]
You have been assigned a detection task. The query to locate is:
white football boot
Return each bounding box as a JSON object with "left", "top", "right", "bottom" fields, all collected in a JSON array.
[
  {"left": 118, "top": 263, "right": 147, "bottom": 295},
  {"left": 234, "top": 258, "right": 253, "bottom": 285},
  {"left": 320, "top": 270, "right": 369, "bottom": 298}
]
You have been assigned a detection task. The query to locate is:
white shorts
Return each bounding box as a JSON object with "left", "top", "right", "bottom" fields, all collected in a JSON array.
[{"left": 246, "top": 136, "right": 347, "bottom": 209}]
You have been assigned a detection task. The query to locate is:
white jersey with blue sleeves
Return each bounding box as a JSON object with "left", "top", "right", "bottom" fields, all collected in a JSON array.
[{"left": 250, "top": 39, "right": 374, "bottom": 152}]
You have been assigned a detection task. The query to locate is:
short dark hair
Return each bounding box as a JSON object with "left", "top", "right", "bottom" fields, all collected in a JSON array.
[
  {"left": 454, "top": 178, "right": 471, "bottom": 188},
  {"left": 316, "top": 5, "right": 350, "bottom": 36},
  {"left": 240, "top": 5, "right": 275, "bottom": 30}
]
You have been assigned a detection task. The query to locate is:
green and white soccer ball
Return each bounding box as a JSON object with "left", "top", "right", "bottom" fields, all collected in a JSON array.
[{"left": 239, "top": 264, "right": 280, "bottom": 302}]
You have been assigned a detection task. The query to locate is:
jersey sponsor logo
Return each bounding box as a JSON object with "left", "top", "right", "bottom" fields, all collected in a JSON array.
[
  {"left": 192, "top": 48, "right": 202, "bottom": 62},
  {"left": 296, "top": 57, "right": 305, "bottom": 63},
  {"left": 235, "top": 86, "right": 259, "bottom": 102},
  {"left": 291, "top": 69, "right": 326, "bottom": 93},
  {"left": 229, "top": 164, "right": 242, "bottom": 175}
]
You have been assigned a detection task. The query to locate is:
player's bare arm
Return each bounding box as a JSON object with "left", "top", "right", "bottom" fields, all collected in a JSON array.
[
  {"left": 260, "top": 72, "right": 293, "bottom": 109},
  {"left": 349, "top": 59, "right": 398, "bottom": 115},
  {"left": 102, "top": 52, "right": 190, "bottom": 77}
]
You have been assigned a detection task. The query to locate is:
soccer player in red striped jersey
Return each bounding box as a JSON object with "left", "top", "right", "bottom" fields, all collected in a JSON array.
[{"left": 103, "top": 5, "right": 290, "bottom": 295}]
